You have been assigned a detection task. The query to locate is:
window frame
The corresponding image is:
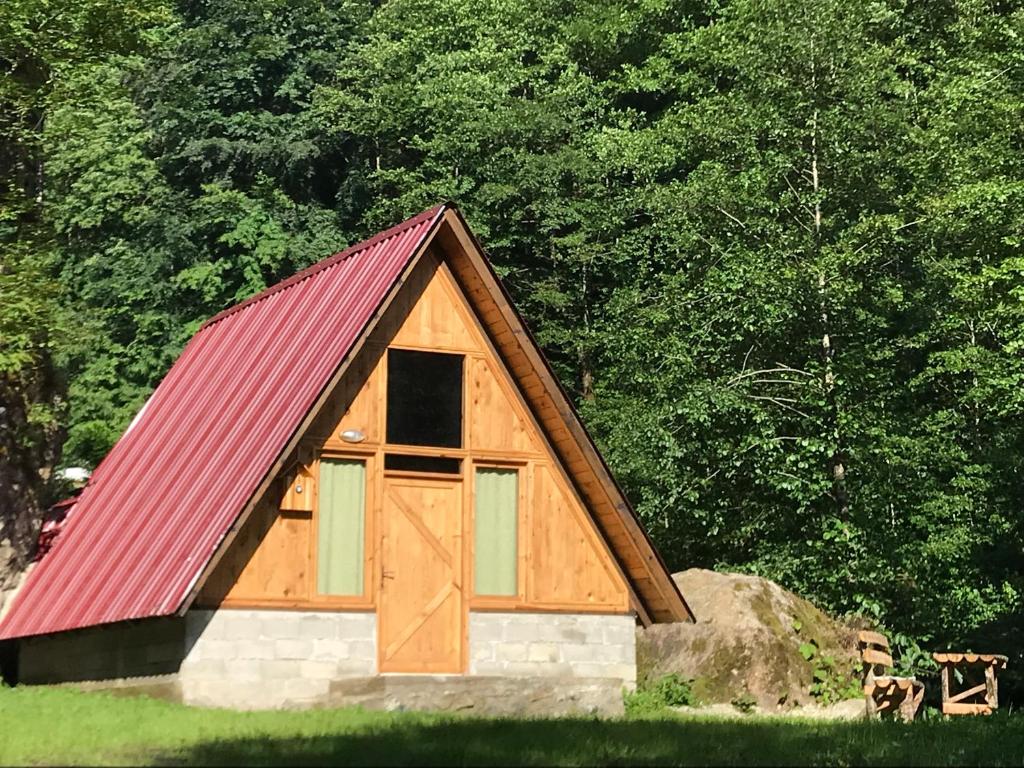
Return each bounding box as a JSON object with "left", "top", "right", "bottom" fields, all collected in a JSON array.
[
  {"left": 384, "top": 347, "right": 465, "bottom": 451},
  {"left": 469, "top": 460, "right": 527, "bottom": 604},
  {"left": 309, "top": 449, "right": 376, "bottom": 609}
]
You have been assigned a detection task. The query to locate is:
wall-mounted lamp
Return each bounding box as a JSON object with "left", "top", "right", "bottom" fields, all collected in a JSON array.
[{"left": 340, "top": 429, "right": 366, "bottom": 444}]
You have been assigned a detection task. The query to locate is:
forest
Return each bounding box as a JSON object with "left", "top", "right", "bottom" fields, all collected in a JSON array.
[{"left": 2, "top": 0, "right": 1023, "bottom": 665}]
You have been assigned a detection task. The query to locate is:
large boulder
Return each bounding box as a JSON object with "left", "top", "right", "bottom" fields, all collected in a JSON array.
[{"left": 638, "top": 569, "right": 859, "bottom": 710}]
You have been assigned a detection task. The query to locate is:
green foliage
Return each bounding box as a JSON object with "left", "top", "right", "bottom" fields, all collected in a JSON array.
[
  {"left": 797, "top": 638, "right": 861, "bottom": 706},
  {"left": 884, "top": 629, "right": 939, "bottom": 680},
  {"left": 43, "top": 0, "right": 367, "bottom": 466},
  {"left": 0, "top": 0, "right": 172, "bottom": 576},
  {"left": 624, "top": 673, "right": 695, "bottom": 715}
]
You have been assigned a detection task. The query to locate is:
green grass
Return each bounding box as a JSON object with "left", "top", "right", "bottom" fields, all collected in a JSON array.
[{"left": 2, "top": 685, "right": 1024, "bottom": 766}]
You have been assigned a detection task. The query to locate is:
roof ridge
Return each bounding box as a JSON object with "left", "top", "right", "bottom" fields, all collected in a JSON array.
[{"left": 200, "top": 204, "right": 447, "bottom": 330}]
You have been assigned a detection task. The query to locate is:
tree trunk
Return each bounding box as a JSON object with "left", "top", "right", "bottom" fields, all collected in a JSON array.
[
  {"left": 0, "top": 364, "right": 62, "bottom": 593},
  {"left": 579, "top": 353, "right": 595, "bottom": 401},
  {"left": 810, "top": 91, "right": 849, "bottom": 522}
]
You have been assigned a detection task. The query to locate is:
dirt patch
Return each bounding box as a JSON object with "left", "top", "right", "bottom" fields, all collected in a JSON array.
[{"left": 638, "top": 569, "right": 859, "bottom": 710}]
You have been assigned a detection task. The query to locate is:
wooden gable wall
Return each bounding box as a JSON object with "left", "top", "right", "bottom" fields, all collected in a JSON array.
[{"left": 199, "top": 248, "right": 630, "bottom": 614}]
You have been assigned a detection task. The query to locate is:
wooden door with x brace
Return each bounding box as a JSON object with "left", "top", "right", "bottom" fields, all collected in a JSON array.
[{"left": 378, "top": 475, "right": 463, "bottom": 673}]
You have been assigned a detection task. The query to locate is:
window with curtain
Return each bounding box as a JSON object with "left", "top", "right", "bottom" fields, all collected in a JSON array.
[
  {"left": 474, "top": 467, "right": 518, "bottom": 596},
  {"left": 317, "top": 458, "right": 366, "bottom": 596}
]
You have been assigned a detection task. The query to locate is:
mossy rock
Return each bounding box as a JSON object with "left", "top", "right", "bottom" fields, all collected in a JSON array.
[{"left": 637, "top": 569, "right": 859, "bottom": 710}]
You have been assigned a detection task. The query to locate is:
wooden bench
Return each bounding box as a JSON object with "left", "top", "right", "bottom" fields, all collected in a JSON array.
[{"left": 859, "top": 630, "right": 924, "bottom": 721}]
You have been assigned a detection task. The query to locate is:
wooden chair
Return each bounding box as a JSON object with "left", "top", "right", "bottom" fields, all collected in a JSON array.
[{"left": 858, "top": 630, "right": 924, "bottom": 721}]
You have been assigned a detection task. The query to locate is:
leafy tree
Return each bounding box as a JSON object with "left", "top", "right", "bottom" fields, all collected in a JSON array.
[
  {"left": 587, "top": 0, "right": 1024, "bottom": 645},
  {"left": 0, "top": 0, "right": 170, "bottom": 585},
  {"left": 566, "top": 0, "right": 914, "bottom": 611},
  {"left": 893, "top": 1, "right": 1024, "bottom": 640},
  {"left": 316, "top": 0, "right": 673, "bottom": 395},
  {"left": 47, "top": 0, "right": 372, "bottom": 466},
  {"left": 0, "top": 249, "right": 64, "bottom": 590}
]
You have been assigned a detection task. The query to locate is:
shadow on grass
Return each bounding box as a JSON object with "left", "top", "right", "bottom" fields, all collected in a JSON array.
[{"left": 154, "top": 712, "right": 1024, "bottom": 767}]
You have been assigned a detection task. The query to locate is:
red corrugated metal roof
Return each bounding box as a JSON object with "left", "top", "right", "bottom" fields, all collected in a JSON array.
[{"left": 0, "top": 205, "right": 446, "bottom": 639}]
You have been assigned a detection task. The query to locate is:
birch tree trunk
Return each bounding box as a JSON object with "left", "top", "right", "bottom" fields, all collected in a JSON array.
[{"left": 809, "top": 57, "right": 850, "bottom": 522}]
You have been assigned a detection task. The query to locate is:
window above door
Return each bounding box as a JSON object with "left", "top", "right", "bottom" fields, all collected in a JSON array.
[{"left": 386, "top": 348, "right": 464, "bottom": 448}]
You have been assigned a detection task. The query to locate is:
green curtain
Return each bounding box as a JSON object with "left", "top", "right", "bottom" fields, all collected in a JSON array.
[
  {"left": 318, "top": 459, "right": 366, "bottom": 595},
  {"left": 474, "top": 468, "right": 518, "bottom": 595}
]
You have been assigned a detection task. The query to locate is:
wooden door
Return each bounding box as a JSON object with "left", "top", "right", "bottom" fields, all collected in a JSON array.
[{"left": 378, "top": 476, "right": 463, "bottom": 673}]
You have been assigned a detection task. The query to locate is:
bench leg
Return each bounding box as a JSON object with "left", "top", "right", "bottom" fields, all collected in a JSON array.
[
  {"left": 941, "top": 665, "right": 950, "bottom": 719},
  {"left": 898, "top": 694, "right": 915, "bottom": 723},
  {"left": 985, "top": 665, "right": 998, "bottom": 709},
  {"left": 865, "top": 693, "right": 878, "bottom": 719},
  {"left": 906, "top": 687, "right": 924, "bottom": 721}
]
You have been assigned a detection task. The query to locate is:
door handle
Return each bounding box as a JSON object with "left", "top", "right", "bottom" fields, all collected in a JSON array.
[{"left": 381, "top": 569, "right": 396, "bottom": 588}]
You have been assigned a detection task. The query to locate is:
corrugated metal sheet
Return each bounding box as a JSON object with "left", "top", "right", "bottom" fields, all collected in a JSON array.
[{"left": 0, "top": 205, "right": 445, "bottom": 639}]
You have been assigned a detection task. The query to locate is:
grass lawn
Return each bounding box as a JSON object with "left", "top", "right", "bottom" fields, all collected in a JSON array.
[{"left": 2, "top": 686, "right": 1024, "bottom": 766}]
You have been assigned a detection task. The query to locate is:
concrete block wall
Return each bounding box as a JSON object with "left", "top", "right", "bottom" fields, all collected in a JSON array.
[
  {"left": 18, "top": 609, "right": 378, "bottom": 708},
  {"left": 469, "top": 612, "right": 636, "bottom": 686},
  {"left": 180, "top": 609, "right": 376, "bottom": 709}
]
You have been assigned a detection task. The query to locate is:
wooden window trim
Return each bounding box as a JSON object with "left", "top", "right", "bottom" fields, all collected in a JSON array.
[
  {"left": 387, "top": 342, "right": 480, "bottom": 355},
  {"left": 469, "top": 596, "right": 520, "bottom": 609},
  {"left": 311, "top": 453, "right": 375, "bottom": 608},
  {"left": 382, "top": 334, "right": 468, "bottom": 468},
  {"left": 472, "top": 457, "right": 530, "bottom": 468},
  {"left": 470, "top": 462, "right": 522, "bottom": 599},
  {"left": 380, "top": 444, "right": 468, "bottom": 458},
  {"left": 382, "top": 468, "right": 463, "bottom": 481},
  {"left": 377, "top": 444, "right": 541, "bottom": 462},
  {"left": 320, "top": 445, "right": 377, "bottom": 459}
]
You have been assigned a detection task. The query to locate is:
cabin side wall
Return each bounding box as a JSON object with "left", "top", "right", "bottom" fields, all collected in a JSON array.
[{"left": 19, "top": 617, "right": 185, "bottom": 686}]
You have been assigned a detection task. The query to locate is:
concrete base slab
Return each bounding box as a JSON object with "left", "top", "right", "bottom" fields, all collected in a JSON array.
[{"left": 326, "top": 675, "right": 626, "bottom": 717}]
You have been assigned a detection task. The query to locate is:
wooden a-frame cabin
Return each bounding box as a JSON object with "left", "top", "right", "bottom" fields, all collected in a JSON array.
[{"left": 0, "top": 205, "right": 691, "bottom": 715}]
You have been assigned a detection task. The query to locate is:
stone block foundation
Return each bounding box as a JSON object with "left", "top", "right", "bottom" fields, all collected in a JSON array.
[
  {"left": 180, "top": 609, "right": 377, "bottom": 708},
  {"left": 19, "top": 609, "right": 378, "bottom": 710},
  {"left": 17, "top": 608, "right": 635, "bottom": 715},
  {"left": 469, "top": 612, "right": 637, "bottom": 687}
]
